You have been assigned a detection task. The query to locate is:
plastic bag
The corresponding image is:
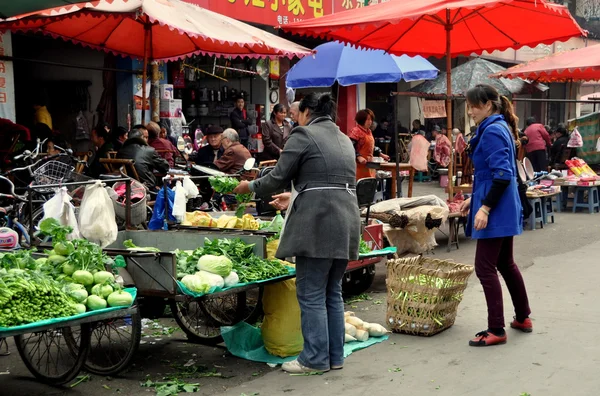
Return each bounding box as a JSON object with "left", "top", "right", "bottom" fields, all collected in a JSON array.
[
  {"left": 409, "top": 135, "right": 430, "bottom": 171},
  {"left": 567, "top": 127, "right": 583, "bottom": 148},
  {"left": 261, "top": 240, "right": 302, "bottom": 357},
  {"left": 182, "top": 176, "right": 199, "bottom": 199},
  {"left": 172, "top": 181, "right": 187, "bottom": 223},
  {"left": 78, "top": 181, "right": 117, "bottom": 247},
  {"left": 41, "top": 187, "right": 80, "bottom": 239},
  {"left": 148, "top": 186, "right": 176, "bottom": 230}
]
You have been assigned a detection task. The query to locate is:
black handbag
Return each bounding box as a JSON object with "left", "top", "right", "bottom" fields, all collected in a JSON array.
[{"left": 515, "top": 154, "right": 533, "bottom": 218}]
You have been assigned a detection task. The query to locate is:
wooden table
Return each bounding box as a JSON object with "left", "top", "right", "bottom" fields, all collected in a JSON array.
[{"left": 380, "top": 163, "right": 415, "bottom": 198}]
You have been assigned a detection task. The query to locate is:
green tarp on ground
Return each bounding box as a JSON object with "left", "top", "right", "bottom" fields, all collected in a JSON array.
[{"left": 221, "top": 321, "right": 389, "bottom": 365}]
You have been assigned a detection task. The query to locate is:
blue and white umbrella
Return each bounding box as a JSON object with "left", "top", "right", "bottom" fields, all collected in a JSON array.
[{"left": 286, "top": 41, "right": 439, "bottom": 88}]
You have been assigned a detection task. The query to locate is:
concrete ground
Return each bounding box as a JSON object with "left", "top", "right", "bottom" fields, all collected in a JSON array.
[{"left": 1, "top": 180, "right": 599, "bottom": 396}]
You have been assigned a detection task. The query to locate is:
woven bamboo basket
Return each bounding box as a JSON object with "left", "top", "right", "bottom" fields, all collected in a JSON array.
[{"left": 386, "top": 256, "right": 474, "bottom": 336}]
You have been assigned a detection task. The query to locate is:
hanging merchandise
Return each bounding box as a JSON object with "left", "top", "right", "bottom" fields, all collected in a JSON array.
[
  {"left": 269, "top": 58, "right": 280, "bottom": 80},
  {"left": 41, "top": 187, "right": 80, "bottom": 240},
  {"left": 567, "top": 127, "right": 583, "bottom": 148},
  {"left": 79, "top": 181, "right": 118, "bottom": 247}
]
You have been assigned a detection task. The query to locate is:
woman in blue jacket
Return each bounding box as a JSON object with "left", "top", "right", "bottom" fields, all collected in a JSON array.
[{"left": 460, "top": 84, "right": 532, "bottom": 347}]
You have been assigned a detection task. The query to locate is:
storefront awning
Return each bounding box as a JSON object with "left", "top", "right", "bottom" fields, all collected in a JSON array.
[
  {"left": 492, "top": 44, "right": 600, "bottom": 83},
  {"left": 0, "top": 0, "right": 311, "bottom": 60}
]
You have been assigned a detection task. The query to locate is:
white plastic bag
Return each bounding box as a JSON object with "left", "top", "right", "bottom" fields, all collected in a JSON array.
[
  {"left": 172, "top": 181, "right": 187, "bottom": 223},
  {"left": 182, "top": 176, "right": 199, "bottom": 199},
  {"left": 568, "top": 127, "right": 583, "bottom": 148},
  {"left": 596, "top": 137, "right": 600, "bottom": 152},
  {"left": 41, "top": 187, "right": 80, "bottom": 239},
  {"left": 79, "top": 181, "right": 118, "bottom": 247}
]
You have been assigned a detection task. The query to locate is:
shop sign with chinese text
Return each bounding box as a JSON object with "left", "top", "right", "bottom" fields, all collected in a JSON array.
[
  {"left": 186, "top": 0, "right": 389, "bottom": 27},
  {"left": 423, "top": 100, "right": 446, "bottom": 119},
  {"left": 0, "top": 32, "right": 15, "bottom": 122}
]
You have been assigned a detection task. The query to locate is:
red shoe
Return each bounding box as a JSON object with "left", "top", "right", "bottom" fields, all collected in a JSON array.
[
  {"left": 469, "top": 330, "right": 507, "bottom": 347},
  {"left": 510, "top": 317, "right": 533, "bottom": 333}
]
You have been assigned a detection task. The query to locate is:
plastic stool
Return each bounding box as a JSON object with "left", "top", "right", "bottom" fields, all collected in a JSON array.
[
  {"left": 525, "top": 198, "right": 544, "bottom": 230},
  {"left": 572, "top": 186, "right": 600, "bottom": 214},
  {"left": 414, "top": 172, "right": 431, "bottom": 182},
  {"left": 542, "top": 196, "right": 555, "bottom": 224}
]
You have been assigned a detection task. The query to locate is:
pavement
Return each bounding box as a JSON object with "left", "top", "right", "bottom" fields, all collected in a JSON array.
[{"left": 1, "top": 181, "right": 600, "bottom": 396}]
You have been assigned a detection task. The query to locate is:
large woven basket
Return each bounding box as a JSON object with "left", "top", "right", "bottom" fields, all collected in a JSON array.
[{"left": 386, "top": 256, "right": 474, "bottom": 336}]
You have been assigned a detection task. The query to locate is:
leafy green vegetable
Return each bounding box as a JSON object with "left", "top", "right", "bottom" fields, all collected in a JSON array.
[
  {"left": 123, "top": 239, "right": 161, "bottom": 252},
  {"left": 359, "top": 237, "right": 371, "bottom": 254},
  {"left": 174, "top": 238, "right": 289, "bottom": 283},
  {"left": 141, "top": 377, "right": 200, "bottom": 396},
  {"left": 38, "top": 218, "right": 72, "bottom": 242},
  {"left": 208, "top": 176, "right": 253, "bottom": 218}
]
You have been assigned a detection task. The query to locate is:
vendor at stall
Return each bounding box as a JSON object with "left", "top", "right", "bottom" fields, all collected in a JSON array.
[
  {"left": 117, "top": 127, "right": 169, "bottom": 189},
  {"left": 348, "top": 109, "right": 390, "bottom": 180},
  {"left": 194, "top": 125, "right": 224, "bottom": 165},
  {"left": 230, "top": 96, "right": 252, "bottom": 148},
  {"left": 261, "top": 104, "right": 292, "bottom": 161},
  {"left": 215, "top": 129, "right": 252, "bottom": 174},
  {"left": 87, "top": 123, "right": 115, "bottom": 178},
  {"left": 524, "top": 116, "right": 551, "bottom": 172},
  {"left": 550, "top": 123, "right": 570, "bottom": 168},
  {"left": 234, "top": 92, "right": 360, "bottom": 375},
  {"left": 147, "top": 121, "right": 180, "bottom": 167}
]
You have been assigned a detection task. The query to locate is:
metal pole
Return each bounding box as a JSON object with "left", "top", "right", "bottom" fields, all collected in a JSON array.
[
  {"left": 142, "top": 24, "right": 150, "bottom": 123},
  {"left": 445, "top": 9, "right": 454, "bottom": 199},
  {"left": 28, "top": 187, "right": 33, "bottom": 243},
  {"left": 393, "top": 95, "right": 401, "bottom": 197},
  {"left": 163, "top": 179, "right": 170, "bottom": 229}
]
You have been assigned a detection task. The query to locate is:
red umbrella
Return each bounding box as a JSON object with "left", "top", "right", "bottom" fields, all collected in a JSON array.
[
  {"left": 493, "top": 44, "right": 600, "bottom": 82},
  {"left": 1, "top": 0, "right": 311, "bottom": 119},
  {"left": 283, "top": 0, "right": 585, "bottom": 197}
]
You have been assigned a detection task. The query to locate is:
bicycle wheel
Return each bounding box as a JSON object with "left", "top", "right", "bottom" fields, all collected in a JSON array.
[
  {"left": 15, "top": 324, "right": 91, "bottom": 386},
  {"left": 171, "top": 287, "right": 263, "bottom": 345}
]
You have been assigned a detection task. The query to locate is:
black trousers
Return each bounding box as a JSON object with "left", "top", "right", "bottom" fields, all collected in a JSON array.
[{"left": 527, "top": 149, "right": 548, "bottom": 172}]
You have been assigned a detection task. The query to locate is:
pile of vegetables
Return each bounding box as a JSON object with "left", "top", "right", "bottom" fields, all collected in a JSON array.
[
  {"left": 343, "top": 311, "right": 390, "bottom": 343},
  {"left": 174, "top": 237, "right": 290, "bottom": 292},
  {"left": 181, "top": 211, "right": 260, "bottom": 230},
  {"left": 0, "top": 268, "right": 78, "bottom": 328},
  {"left": 178, "top": 253, "right": 240, "bottom": 294},
  {"left": 359, "top": 237, "right": 372, "bottom": 254},
  {"left": 208, "top": 176, "right": 252, "bottom": 218}
]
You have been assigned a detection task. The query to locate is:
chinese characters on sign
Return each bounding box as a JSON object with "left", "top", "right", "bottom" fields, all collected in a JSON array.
[
  {"left": 0, "top": 32, "right": 15, "bottom": 122},
  {"left": 422, "top": 100, "right": 447, "bottom": 119}
]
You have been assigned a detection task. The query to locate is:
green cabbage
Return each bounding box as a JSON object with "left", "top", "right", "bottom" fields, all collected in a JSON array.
[
  {"left": 195, "top": 270, "right": 224, "bottom": 289},
  {"left": 196, "top": 254, "right": 232, "bottom": 277},
  {"left": 181, "top": 274, "right": 210, "bottom": 294},
  {"left": 223, "top": 271, "right": 239, "bottom": 287}
]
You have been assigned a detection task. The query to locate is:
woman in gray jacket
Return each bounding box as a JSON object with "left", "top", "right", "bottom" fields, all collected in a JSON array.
[{"left": 235, "top": 93, "right": 360, "bottom": 374}]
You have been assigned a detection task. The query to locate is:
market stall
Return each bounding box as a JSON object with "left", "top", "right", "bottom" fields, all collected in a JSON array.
[{"left": 0, "top": 229, "right": 140, "bottom": 385}]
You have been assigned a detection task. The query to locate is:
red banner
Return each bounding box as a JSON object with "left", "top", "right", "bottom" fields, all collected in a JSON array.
[{"left": 185, "top": 0, "right": 389, "bottom": 27}]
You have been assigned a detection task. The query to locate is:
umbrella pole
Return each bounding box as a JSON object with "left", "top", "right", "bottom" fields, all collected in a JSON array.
[
  {"left": 141, "top": 24, "right": 150, "bottom": 123},
  {"left": 394, "top": 95, "right": 401, "bottom": 197},
  {"left": 445, "top": 9, "right": 454, "bottom": 200}
]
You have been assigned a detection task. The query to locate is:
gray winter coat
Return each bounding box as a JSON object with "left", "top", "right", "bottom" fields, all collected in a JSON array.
[{"left": 251, "top": 118, "right": 360, "bottom": 260}]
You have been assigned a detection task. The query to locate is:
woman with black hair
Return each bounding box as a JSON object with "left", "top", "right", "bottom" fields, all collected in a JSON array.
[
  {"left": 550, "top": 123, "right": 570, "bottom": 167},
  {"left": 261, "top": 103, "right": 291, "bottom": 160},
  {"left": 234, "top": 93, "right": 360, "bottom": 373},
  {"left": 460, "top": 84, "right": 532, "bottom": 347}
]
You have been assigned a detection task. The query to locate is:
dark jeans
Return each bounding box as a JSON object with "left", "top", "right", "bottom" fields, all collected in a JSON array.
[
  {"left": 295, "top": 257, "right": 347, "bottom": 370},
  {"left": 475, "top": 237, "right": 531, "bottom": 329},
  {"left": 527, "top": 149, "right": 548, "bottom": 172}
]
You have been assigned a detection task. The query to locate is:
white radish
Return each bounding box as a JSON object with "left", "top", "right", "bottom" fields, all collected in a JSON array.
[
  {"left": 355, "top": 329, "right": 369, "bottom": 342},
  {"left": 345, "top": 323, "right": 357, "bottom": 337},
  {"left": 344, "top": 311, "right": 355, "bottom": 317},
  {"left": 366, "top": 323, "right": 390, "bottom": 337},
  {"left": 344, "top": 334, "right": 357, "bottom": 343},
  {"left": 345, "top": 316, "right": 364, "bottom": 328}
]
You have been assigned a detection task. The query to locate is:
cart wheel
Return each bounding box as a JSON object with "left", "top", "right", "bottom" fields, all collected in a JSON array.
[
  {"left": 63, "top": 308, "right": 142, "bottom": 376},
  {"left": 14, "top": 324, "right": 91, "bottom": 386},
  {"left": 171, "top": 287, "right": 263, "bottom": 345},
  {"left": 343, "top": 265, "right": 376, "bottom": 296},
  {"left": 0, "top": 337, "right": 9, "bottom": 356}
]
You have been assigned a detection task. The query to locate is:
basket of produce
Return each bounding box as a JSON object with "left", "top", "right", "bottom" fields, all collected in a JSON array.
[{"left": 386, "top": 256, "right": 474, "bottom": 336}]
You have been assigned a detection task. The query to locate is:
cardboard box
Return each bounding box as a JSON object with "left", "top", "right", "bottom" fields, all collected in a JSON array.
[
  {"left": 159, "top": 99, "right": 182, "bottom": 118},
  {"left": 160, "top": 84, "right": 174, "bottom": 100}
]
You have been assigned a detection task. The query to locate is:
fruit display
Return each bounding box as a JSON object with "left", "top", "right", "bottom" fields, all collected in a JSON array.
[{"left": 181, "top": 211, "right": 260, "bottom": 230}]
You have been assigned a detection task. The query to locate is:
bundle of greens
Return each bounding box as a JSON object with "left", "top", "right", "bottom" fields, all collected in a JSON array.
[
  {"left": 0, "top": 270, "right": 78, "bottom": 327},
  {"left": 208, "top": 176, "right": 253, "bottom": 218},
  {"left": 359, "top": 237, "right": 372, "bottom": 254},
  {"left": 174, "top": 238, "right": 289, "bottom": 283}
]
